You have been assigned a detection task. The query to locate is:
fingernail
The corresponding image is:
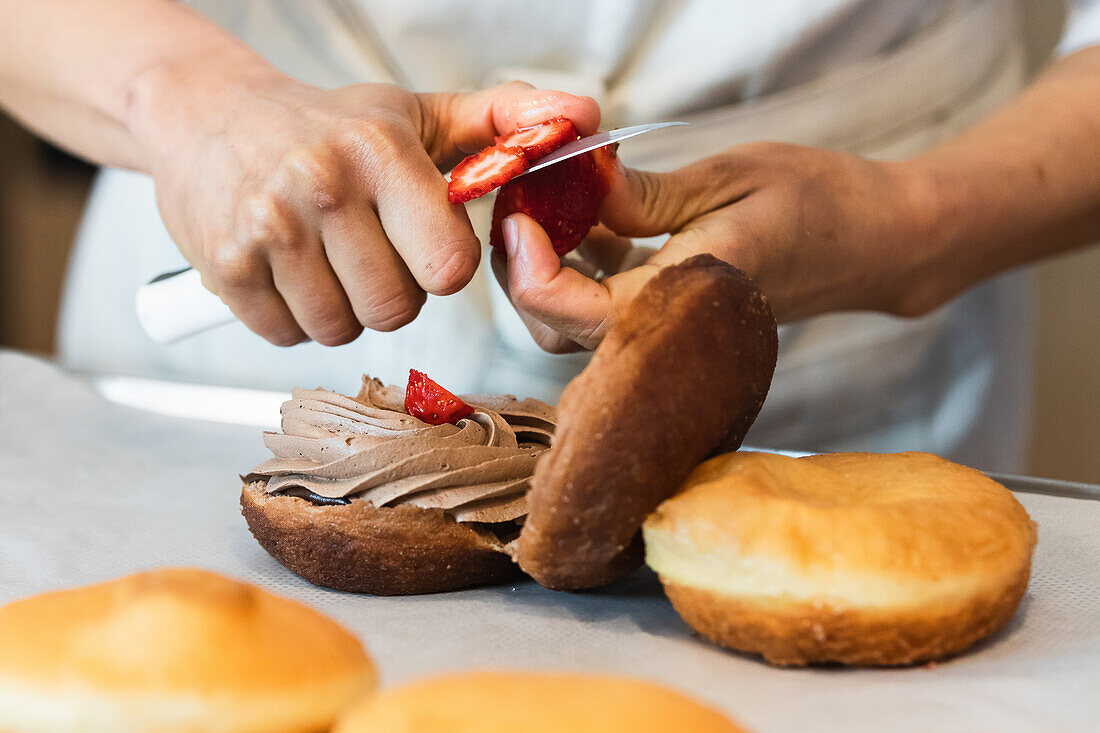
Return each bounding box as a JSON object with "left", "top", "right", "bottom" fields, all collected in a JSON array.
[{"left": 502, "top": 216, "right": 519, "bottom": 258}]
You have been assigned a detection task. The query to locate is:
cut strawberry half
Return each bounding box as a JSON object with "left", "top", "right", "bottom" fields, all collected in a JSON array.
[
  {"left": 404, "top": 369, "right": 475, "bottom": 425},
  {"left": 495, "top": 117, "right": 579, "bottom": 163},
  {"left": 490, "top": 143, "right": 618, "bottom": 256}
]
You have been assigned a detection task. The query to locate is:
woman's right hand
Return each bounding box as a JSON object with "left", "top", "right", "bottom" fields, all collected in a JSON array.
[{"left": 129, "top": 67, "right": 599, "bottom": 346}]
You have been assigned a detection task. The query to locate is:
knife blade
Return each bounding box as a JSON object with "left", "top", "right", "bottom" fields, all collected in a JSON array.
[{"left": 519, "top": 121, "right": 688, "bottom": 177}]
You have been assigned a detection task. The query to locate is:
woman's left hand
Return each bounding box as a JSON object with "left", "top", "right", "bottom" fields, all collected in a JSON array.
[{"left": 492, "top": 142, "right": 941, "bottom": 353}]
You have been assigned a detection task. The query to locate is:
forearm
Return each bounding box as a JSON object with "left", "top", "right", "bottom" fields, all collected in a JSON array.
[
  {"left": 902, "top": 46, "right": 1100, "bottom": 311},
  {"left": 0, "top": 0, "right": 281, "bottom": 171}
]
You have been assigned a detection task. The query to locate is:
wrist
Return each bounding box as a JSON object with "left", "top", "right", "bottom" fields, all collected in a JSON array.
[
  {"left": 875, "top": 159, "right": 959, "bottom": 317},
  {"left": 124, "top": 52, "right": 293, "bottom": 173}
]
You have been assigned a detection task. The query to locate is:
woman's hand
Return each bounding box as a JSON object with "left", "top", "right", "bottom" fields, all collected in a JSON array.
[
  {"left": 131, "top": 67, "right": 599, "bottom": 346},
  {"left": 492, "top": 143, "right": 939, "bottom": 353}
]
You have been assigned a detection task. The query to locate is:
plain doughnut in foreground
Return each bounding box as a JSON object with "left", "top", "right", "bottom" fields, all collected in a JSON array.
[
  {"left": 333, "top": 671, "right": 749, "bottom": 733},
  {"left": 643, "top": 451, "right": 1037, "bottom": 666},
  {"left": 0, "top": 567, "right": 376, "bottom": 732}
]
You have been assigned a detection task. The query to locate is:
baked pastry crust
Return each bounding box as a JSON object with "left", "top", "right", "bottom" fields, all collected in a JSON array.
[
  {"left": 332, "top": 671, "right": 748, "bottom": 733},
  {"left": 241, "top": 483, "right": 520, "bottom": 595},
  {"left": 644, "top": 451, "right": 1037, "bottom": 666},
  {"left": 0, "top": 567, "right": 375, "bottom": 733},
  {"left": 518, "top": 255, "right": 778, "bottom": 590},
  {"left": 661, "top": 565, "right": 1031, "bottom": 666}
]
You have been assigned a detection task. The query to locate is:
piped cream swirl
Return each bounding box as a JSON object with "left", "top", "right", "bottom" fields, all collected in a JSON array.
[{"left": 244, "top": 376, "right": 556, "bottom": 526}]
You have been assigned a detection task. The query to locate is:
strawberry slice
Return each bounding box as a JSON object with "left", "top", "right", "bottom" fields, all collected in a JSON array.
[
  {"left": 404, "top": 369, "right": 475, "bottom": 425},
  {"left": 448, "top": 146, "right": 527, "bottom": 204},
  {"left": 495, "top": 117, "right": 579, "bottom": 162},
  {"left": 447, "top": 118, "right": 580, "bottom": 204},
  {"left": 489, "top": 143, "right": 618, "bottom": 256}
]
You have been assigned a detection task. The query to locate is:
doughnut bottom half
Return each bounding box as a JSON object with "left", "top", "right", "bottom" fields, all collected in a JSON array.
[
  {"left": 659, "top": 566, "right": 1031, "bottom": 667},
  {"left": 241, "top": 484, "right": 520, "bottom": 595}
]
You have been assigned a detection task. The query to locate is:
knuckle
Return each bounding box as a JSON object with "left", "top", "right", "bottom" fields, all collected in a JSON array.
[
  {"left": 268, "top": 328, "right": 307, "bottom": 348},
  {"left": 208, "top": 242, "right": 259, "bottom": 290},
  {"left": 283, "top": 145, "right": 344, "bottom": 211},
  {"left": 359, "top": 288, "right": 425, "bottom": 332},
  {"left": 420, "top": 239, "right": 480, "bottom": 295},
  {"left": 343, "top": 116, "right": 408, "bottom": 164},
  {"left": 509, "top": 278, "right": 543, "bottom": 311},
  {"left": 629, "top": 169, "right": 664, "bottom": 215},
  {"left": 310, "top": 317, "right": 363, "bottom": 347},
  {"left": 241, "top": 310, "right": 305, "bottom": 347},
  {"left": 240, "top": 192, "right": 301, "bottom": 251},
  {"left": 679, "top": 158, "right": 745, "bottom": 206}
]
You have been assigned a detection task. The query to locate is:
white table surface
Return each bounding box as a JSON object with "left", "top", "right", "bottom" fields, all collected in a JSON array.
[{"left": 1, "top": 350, "right": 1098, "bottom": 733}]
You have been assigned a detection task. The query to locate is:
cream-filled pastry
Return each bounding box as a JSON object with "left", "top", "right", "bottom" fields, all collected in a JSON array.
[{"left": 241, "top": 375, "right": 556, "bottom": 595}]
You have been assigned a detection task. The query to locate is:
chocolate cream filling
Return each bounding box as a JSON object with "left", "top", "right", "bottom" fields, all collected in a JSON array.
[{"left": 243, "top": 376, "right": 556, "bottom": 539}]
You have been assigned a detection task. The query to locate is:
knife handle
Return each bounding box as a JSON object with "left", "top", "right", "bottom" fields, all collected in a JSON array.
[{"left": 135, "top": 268, "right": 236, "bottom": 343}]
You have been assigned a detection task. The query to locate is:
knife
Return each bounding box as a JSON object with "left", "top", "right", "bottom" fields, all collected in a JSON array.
[{"left": 136, "top": 121, "right": 688, "bottom": 344}]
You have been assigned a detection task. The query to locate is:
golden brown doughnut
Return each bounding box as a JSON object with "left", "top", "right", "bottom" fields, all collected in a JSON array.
[
  {"left": 518, "top": 255, "right": 778, "bottom": 590},
  {"left": 0, "top": 567, "right": 376, "bottom": 732},
  {"left": 643, "top": 451, "right": 1037, "bottom": 666},
  {"left": 332, "top": 671, "right": 749, "bottom": 733},
  {"left": 241, "top": 483, "right": 520, "bottom": 595}
]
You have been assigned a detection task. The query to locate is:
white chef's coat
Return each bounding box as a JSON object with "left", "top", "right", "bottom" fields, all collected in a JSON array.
[{"left": 58, "top": 0, "right": 1092, "bottom": 472}]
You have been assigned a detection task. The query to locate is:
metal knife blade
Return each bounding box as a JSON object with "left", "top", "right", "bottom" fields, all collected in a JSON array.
[{"left": 518, "top": 121, "right": 688, "bottom": 177}]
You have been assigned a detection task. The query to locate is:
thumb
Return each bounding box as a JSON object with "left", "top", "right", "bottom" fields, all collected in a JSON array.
[
  {"left": 498, "top": 213, "right": 657, "bottom": 350},
  {"left": 598, "top": 157, "right": 752, "bottom": 238},
  {"left": 417, "top": 82, "right": 601, "bottom": 167}
]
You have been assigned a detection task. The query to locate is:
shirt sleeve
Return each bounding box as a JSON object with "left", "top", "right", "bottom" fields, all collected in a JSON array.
[{"left": 1059, "top": 0, "right": 1100, "bottom": 54}]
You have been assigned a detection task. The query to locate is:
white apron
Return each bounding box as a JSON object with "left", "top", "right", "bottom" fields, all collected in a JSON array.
[{"left": 58, "top": 0, "right": 1035, "bottom": 471}]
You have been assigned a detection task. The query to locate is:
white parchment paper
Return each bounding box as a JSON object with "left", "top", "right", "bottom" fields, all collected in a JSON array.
[{"left": 1, "top": 351, "right": 1097, "bottom": 733}]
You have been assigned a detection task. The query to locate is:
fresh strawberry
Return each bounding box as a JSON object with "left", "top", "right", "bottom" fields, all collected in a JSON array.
[
  {"left": 447, "top": 118, "right": 580, "bottom": 204},
  {"left": 448, "top": 146, "right": 527, "bottom": 204},
  {"left": 489, "top": 143, "right": 618, "bottom": 256},
  {"left": 404, "top": 369, "right": 474, "bottom": 425},
  {"left": 495, "top": 117, "right": 579, "bottom": 162}
]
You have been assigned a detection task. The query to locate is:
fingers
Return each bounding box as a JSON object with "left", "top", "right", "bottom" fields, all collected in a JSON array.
[
  {"left": 206, "top": 176, "right": 429, "bottom": 346},
  {"left": 268, "top": 241, "right": 363, "bottom": 347},
  {"left": 418, "top": 81, "right": 602, "bottom": 166},
  {"left": 202, "top": 251, "right": 306, "bottom": 347},
  {"left": 494, "top": 213, "right": 659, "bottom": 351},
  {"left": 370, "top": 135, "right": 482, "bottom": 295},
  {"left": 231, "top": 189, "right": 362, "bottom": 347},
  {"left": 491, "top": 251, "right": 582, "bottom": 354},
  {"left": 321, "top": 207, "right": 426, "bottom": 331},
  {"left": 598, "top": 156, "right": 755, "bottom": 239},
  {"left": 497, "top": 214, "right": 610, "bottom": 349}
]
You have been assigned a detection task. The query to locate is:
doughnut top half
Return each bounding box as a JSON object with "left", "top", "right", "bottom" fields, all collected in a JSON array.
[{"left": 644, "top": 451, "right": 1037, "bottom": 608}]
